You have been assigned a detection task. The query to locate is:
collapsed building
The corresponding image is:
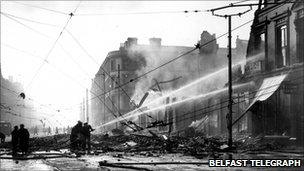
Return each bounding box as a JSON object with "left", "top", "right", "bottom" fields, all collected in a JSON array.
[{"left": 89, "top": 31, "right": 248, "bottom": 136}]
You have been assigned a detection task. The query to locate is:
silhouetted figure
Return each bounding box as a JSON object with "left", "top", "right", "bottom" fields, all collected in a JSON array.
[
  {"left": 18, "top": 124, "right": 30, "bottom": 155},
  {"left": 55, "top": 127, "right": 59, "bottom": 134},
  {"left": 83, "top": 122, "right": 95, "bottom": 153},
  {"left": 47, "top": 126, "right": 52, "bottom": 135},
  {"left": 0, "top": 132, "right": 5, "bottom": 143},
  {"left": 33, "top": 126, "right": 38, "bottom": 135},
  {"left": 11, "top": 126, "right": 19, "bottom": 156},
  {"left": 70, "top": 121, "right": 84, "bottom": 152}
]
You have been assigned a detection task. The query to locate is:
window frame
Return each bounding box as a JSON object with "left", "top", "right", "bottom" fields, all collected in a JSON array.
[{"left": 275, "top": 16, "right": 290, "bottom": 68}]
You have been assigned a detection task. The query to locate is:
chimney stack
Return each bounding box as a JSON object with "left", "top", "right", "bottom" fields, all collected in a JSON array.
[
  {"left": 149, "top": 38, "right": 161, "bottom": 47},
  {"left": 124, "top": 37, "right": 138, "bottom": 48}
]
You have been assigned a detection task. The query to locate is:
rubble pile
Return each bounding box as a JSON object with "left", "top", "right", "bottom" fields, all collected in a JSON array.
[
  {"left": 29, "top": 134, "right": 70, "bottom": 151},
  {"left": 1, "top": 133, "right": 293, "bottom": 158},
  {"left": 235, "top": 135, "right": 287, "bottom": 152},
  {"left": 90, "top": 134, "right": 227, "bottom": 158},
  {"left": 91, "top": 134, "right": 166, "bottom": 152},
  {"left": 177, "top": 136, "right": 225, "bottom": 156}
]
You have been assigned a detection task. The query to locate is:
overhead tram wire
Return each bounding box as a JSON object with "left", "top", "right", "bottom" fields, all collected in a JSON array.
[
  {"left": 10, "top": 1, "right": 69, "bottom": 16},
  {"left": 75, "top": 9, "right": 208, "bottom": 16},
  {"left": 73, "top": 0, "right": 257, "bottom": 17},
  {"left": 24, "top": 1, "right": 82, "bottom": 91},
  {"left": 0, "top": 12, "right": 60, "bottom": 28},
  {"left": 0, "top": 12, "right": 52, "bottom": 39}
]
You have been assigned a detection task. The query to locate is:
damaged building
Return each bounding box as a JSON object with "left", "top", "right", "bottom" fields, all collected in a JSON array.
[
  {"left": 89, "top": 31, "right": 248, "bottom": 135},
  {"left": 228, "top": 0, "right": 304, "bottom": 144}
]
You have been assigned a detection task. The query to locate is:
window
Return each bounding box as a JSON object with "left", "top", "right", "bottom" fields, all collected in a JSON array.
[
  {"left": 276, "top": 24, "right": 289, "bottom": 68},
  {"left": 257, "top": 32, "right": 266, "bottom": 58},
  {"left": 260, "top": 0, "right": 266, "bottom": 9},
  {"left": 110, "top": 60, "right": 115, "bottom": 71}
]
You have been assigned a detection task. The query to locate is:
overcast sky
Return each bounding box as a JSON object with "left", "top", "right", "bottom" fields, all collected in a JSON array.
[{"left": 0, "top": 1, "right": 257, "bottom": 124}]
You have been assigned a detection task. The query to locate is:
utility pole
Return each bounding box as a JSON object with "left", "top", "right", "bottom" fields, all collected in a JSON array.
[
  {"left": 86, "top": 88, "right": 89, "bottom": 123},
  {"left": 103, "top": 73, "right": 106, "bottom": 125},
  {"left": 117, "top": 64, "right": 120, "bottom": 116},
  {"left": 209, "top": 5, "right": 252, "bottom": 149},
  {"left": 117, "top": 64, "right": 120, "bottom": 129},
  {"left": 227, "top": 15, "right": 233, "bottom": 148}
]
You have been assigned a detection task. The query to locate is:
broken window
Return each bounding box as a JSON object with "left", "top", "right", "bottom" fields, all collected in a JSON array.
[
  {"left": 276, "top": 22, "right": 289, "bottom": 68},
  {"left": 259, "top": 32, "right": 266, "bottom": 57}
]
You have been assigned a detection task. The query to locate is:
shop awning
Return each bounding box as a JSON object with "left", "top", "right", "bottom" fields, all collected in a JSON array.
[{"left": 232, "top": 74, "right": 287, "bottom": 126}]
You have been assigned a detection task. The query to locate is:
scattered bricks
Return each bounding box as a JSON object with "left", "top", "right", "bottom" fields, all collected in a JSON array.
[{"left": 4, "top": 132, "right": 287, "bottom": 158}]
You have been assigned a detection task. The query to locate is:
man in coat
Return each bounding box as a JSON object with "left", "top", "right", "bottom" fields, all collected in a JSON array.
[
  {"left": 83, "top": 122, "right": 95, "bottom": 153},
  {"left": 11, "top": 126, "right": 19, "bottom": 156},
  {"left": 18, "top": 124, "right": 30, "bottom": 155}
]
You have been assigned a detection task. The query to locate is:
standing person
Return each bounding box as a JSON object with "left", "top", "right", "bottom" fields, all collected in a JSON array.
[
  {"left": 70, "top": 121, "right": 83, "bottom": 152},
  {"left": 55, "top": 127, "right": 59, "bottom": 134},
  {"left": 83, "top": 123, "right": 95, "bottom": 153},
  {"left": 47, "top": 126, "right": 52, "bottom": 135},
  {"left": 33, "top": 126, "right": 38, "bottom": 136},
  {"left": 18, "top": 124, "right": 30, "bottom": 155},
  {"left": 11, "top": 126, "right": 19, "bottom": 156}
]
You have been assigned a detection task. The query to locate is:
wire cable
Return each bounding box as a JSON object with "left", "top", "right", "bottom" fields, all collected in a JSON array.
[
  {"left": 75, "top": 9, "right": 208, "bottom": 16},
  {"left": 0, "top": 11, "right": 60, "bottom": 27},
  {"left": 24, "top": 2, "right": 81, "bottom": 91},
  {"left": 10, "top": 1, "right": 70, "bottom": 16},
  {"left": 0, "top": 12, "right": 51, "bottom": 39}
]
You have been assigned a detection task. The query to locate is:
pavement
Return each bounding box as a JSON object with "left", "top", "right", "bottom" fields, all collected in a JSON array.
[
  {"left": 1, "top": 151, "right": 304, "bottom": 171},
  {"left": 1, "top": 134, "right": 303, "bottom": 170}
]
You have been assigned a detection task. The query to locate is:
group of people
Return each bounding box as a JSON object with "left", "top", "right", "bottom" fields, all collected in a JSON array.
[
  {"left": 70, "top": 121, "right": 94, "bottom": 153},
  {"left": 11, "top": 124, "right": 30, "bottom": 156}
]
